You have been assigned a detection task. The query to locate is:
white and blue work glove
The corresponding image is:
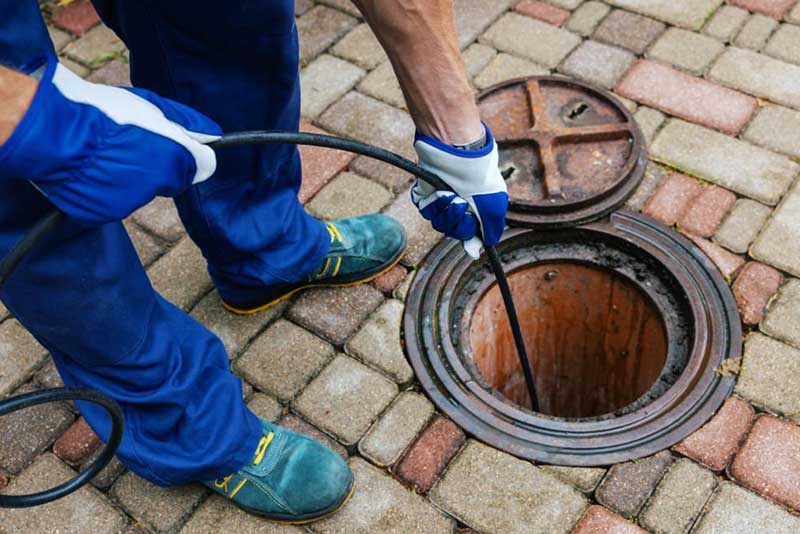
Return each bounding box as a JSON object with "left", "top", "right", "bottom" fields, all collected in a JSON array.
[
  {"left": 411, "top": 124, "right": 508, "bottom": 259},
  {"left": 0, "top": 55, "right": 220, "bottom": 226}
]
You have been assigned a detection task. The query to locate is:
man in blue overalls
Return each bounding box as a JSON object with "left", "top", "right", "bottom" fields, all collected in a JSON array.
[{"left": 0, "top": 0, "right": 508, "bottom": 523}]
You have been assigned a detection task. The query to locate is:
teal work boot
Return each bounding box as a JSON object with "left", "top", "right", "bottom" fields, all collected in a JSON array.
[
  {"left": 222, "top": 214, "right": 406, "bottom": 314},
  {"left": 204, "top": 418, "right": 354, "bottom": 524}
]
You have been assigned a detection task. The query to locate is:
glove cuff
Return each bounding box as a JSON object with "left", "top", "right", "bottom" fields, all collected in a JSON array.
[{"left": 413, "top": 122, "right": 495, "bottom": 159}]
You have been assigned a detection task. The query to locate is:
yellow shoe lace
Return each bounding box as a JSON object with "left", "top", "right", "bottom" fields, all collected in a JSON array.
[
  {"left": 213, "top": 431, "right": 275, "bottom": 499},
  {"left": 315, "top": 224, "right": 344, "bottom": 279}
]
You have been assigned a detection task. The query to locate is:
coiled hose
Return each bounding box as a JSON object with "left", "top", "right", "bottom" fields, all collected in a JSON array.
[{"left": 0, "top": 129, "right": 538, "bottom": 508}]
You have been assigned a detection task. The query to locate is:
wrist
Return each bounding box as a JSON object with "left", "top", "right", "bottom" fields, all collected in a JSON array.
[{"left": 0, "top": 67, "right": 38, "bottom": 145}]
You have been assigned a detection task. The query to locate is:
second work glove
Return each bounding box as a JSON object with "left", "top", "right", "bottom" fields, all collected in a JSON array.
[
  {"left": 411, "top": 124, "right": 508, "bottom": 259},
  {"left": 0, "top": 54, "right": 220, "bottom": 226}
]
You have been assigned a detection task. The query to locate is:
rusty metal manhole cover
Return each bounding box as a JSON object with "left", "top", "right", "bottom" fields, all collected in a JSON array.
[{"left": 479, "top": 76, "right": 647, "bottom": 227}]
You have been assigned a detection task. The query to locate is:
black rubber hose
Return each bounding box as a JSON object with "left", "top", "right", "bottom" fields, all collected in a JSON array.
[{"left": 211, "top": 131, "right": 540, "bottom": 411}]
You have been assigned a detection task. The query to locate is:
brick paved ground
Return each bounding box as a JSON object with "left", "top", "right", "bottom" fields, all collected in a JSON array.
[{"left": 2, "top": 0, "right": 800, "bottom": 532}]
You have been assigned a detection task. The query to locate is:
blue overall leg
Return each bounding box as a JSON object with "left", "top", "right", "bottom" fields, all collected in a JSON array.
[
  {"left": 90, "top": 0, "right": 330, "bottom": 304},
  {"left": 0, "top": 2, "right": 262, "bottom": 486}
]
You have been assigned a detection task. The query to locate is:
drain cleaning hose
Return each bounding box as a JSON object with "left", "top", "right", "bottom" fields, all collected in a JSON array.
[{"left": 0, "top": 130, "right": 539, "bottom": 508}]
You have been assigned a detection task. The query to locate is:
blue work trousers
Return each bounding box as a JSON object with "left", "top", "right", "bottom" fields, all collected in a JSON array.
[{"left": 0, "top": 0, "right": 329, "bottom": 485}]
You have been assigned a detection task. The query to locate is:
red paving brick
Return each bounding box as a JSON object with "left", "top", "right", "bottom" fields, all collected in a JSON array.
[
  {"left": 686, "top": 233, "right": 746, "bottom": 280},
  {"left": 0, "top": 472, "right": 7, "bottom": 490},
  {"left": 50, "top": 0, "right": 100, "bottom": 36},
  {"left": 730, "top": 414, "right": 800, "bottom": 512},
  {"left": 298, "top": 121, "right": 356, "bottom": 204},
  {"left": 615, "top": 60, "right": 757, "bottom": 135},
  {"left": 732, "top": 262, "right": 784, "bottom": 325},
  {"left": 643, "top": 173, "right": 704, "bottom": 226},
  {"left": 514, "top": 0, "right": 571, "bottom": 26},
  {"left": 678, "top": 185, "right": 737, "bottom": 237},
  {"left": 52, "top": 417, "right": 102, "bottom": 466},
  {"left": 728, "top": 0, "right": 796, "bottom": 19},
  {"left": 373, "top": 265, "right": 407, "bottom": 293},
  {"left": 573, "top": 505, "right": 647, "bottom": 533},
  {"left": 674, "top": 397, "right": 755, "bottom": 472},
  {"left": 394, "top": 416, "right": 465, "bottom": 493}
]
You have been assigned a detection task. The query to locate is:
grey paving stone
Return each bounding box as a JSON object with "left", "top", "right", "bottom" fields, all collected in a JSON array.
[
  {"left": 132, "top": 197, "right": 183, "bottom": 242},
  {"left": 235, "top": 319, "right": 334, "bottom": 401},
  {"left": 567, "top": 1, "right": 611, "bottom": 36},
  {"left": 357, "top": 61, "right": 406, "bottom": 109},
  {"left": 735, "top": 333, "right": 800, "bottom": 424},
  {"left": 48, "top": 25, "right": 72, "bottom": 52},
  {"left": 639, "top": 459, "right": 717, "bottom": 534},
  {"left": 317, "top": 0, "right": 361, "bottom": 18},
  {"left": 693, "top": 481, "right": 800, "bottom": 534},
  {"left": 147, "top": 237, "right": 213, "bottom": 311},
  {"left": 454, "top": 0, "right": 516, "bottom": 49},
  {"left": 87, "top": 59, "right": 132, "bottom": 86},
  {"left": 0, "top": 318, "right": 49, "bottom": 397},
  {"left": 180, "top": 494, "right": 304, "bottom": 533},
  {"left": 634, "top": 106, "right": 666, "bottom": 146},
  {"left": 190, "top": 290, "right": 284, "bottom": 359},
  {"left": 318, "top": 92, "right": 415, "bottom": 159},
  {"left": 331, "top": 24, "right": 387, "bottom": 70},
  {"left": 124, "top": 219, "right": 163, "bottom": 267},
  {"left": 246, "top": 392, "right": 283, "bottom": 423},
  {"left": 709, "top": 47, "right": 800, "bottom": 110},
  {"left": 650, "top": 120, "right": 798, "bottom": 206},
  {"left": 625, "top": 162, "right": 666, "bottom": 211},
  {"left": 595, "top": 451, "right": 673, "bottom": 518},
  {"left": 744, "top": 105, "right": 800, "bottom": 159},
  {"left": 766, "top": 23, "right": 800, "bottom": 66},
  {"left": 393, "top": 269, "right": 414, "bottom": 302},
  {"left": 751, "top": 180, "right": 800, "bottom": 277},
  {"left": 62, "top": 24, "right": 125, "bottom": 66},
  {"left": 297, "top": 6, "right": 358, "bottom": 66},
  {"left": 80, "top": 448, "right": 126, "bottom": 490},
  {"left": 34, "top": 359, "right": 65, "bottom": 390},
  {"left": 480, "top": 13, "right": 581, "bottom": 68},
  {"left": 293, "top": 354, "right": 398, "bottom": 445},
  {"left": 301, "top": 55, "right": 365, "bottom": 119},
  {"left": 734, "top": 14, "right": 779, "bottom": 50},
  {"left": 431, "top": 441, "right": 588, "bottom": 534},
  {"left": 1, "top": 455, "right": 126, "bottom": 533},
  {"left": 463, "top": 43, "right": 498, "bottom": 79},
  {"left": 560, "top": 40, "right": 635, "bottom": 89},
  {"left": 703, "top": 5, "right": 749, "bottom": 41},
  {"left": 474, "top": 53, "right": 549, "bottom": 90},
  {"left": 761, "top": 278, "right": 800, "bottom": 349},
  {"left": 713, "top": 198, "right": 771, "bottom": 254},
  {"left": 358, "top": 391, "right": 434, "bottom": 466},
  {"left": 593, "top": 9, "right": 666, "bottom": 54},
  {"left": 345, "top": 299, "right": 412, "bottom": 383},
  {"left": 791, "top": 2, "right": 800, "bottom": 24},
  {"left": 647, "top": 28, "right": 725, "bottom": 75},
  {"left": 349, "top": 155, "right": 413, "bottom": 194},
  {"left": 0, "top": 383, "right": 74, "bottom": 474},
  {"left": 314, "top": 457, "right": 455, "bottom": 533},
  {"left": 541, "top": 466, "right": 607, "bottom": 493},
  {"left": 111, "top": 472, "right": 206, "bottom": 533},
  {"left": 307, "top": 172, "right": 393, "bottom": 221},
  {"left": 287, "top": 284, "right": 384, "bottom": 346},
  {"left": 382, "top": 190, "right": 444, "bottom": 267},
  {"left": 59, "top": 56, "right": 89, "bottom": 78},
  {"left": 605, "top": 0, "right": 723, "bottom": 30},
  {"left": 547, "top": 0, "right": 584, "bottom": 8}
]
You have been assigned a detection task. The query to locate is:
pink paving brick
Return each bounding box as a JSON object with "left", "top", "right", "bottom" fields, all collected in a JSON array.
[
  {"left": 730, "top": 414, "right": 800, "bottom": 512},
  {"left": 674, "top": 397, "right": 755, "bottom": 472},
  {"left": 394, "top": 416, "right": 465, "bottom": 493},
  {"left": 678, "top": 185, "right": 737, "bottom": 238},
  {"left": 732, "top": 262, "right": 784, "bottom": 325},
  {"left": 728, "top": 0, "right": 796, "bottom": 19},
  {"left": 615, "top": 60, "right": 757, "bottom": 135},
  {"left": 50, "top": 0, "right": 100, "bottom": 36},
  {"left": 52, "top": 417, "right": 101, "bottom": 466},
  {"left": 686, "top": 233, "right": 746, "bottom": 280},
  {"left": 514, "top": 0, "right": 571, "bottom": 27},
  {"left": 373, "top": 265, "right": 407, "bottom": 293},
  {"left": 643, "top": 173, "right": 704, "bottom": 226},
  {"left": 573, "top": 505, "right": 647, "bottom": 534},
  {"left": 298, "top": 121, "right": 356, "bottom": 204},
  {"left": 0, "top": 472, "right": 7, "bottom": 490}
]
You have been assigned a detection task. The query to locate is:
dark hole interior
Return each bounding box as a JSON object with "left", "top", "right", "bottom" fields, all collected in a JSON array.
[{"left": 469, "top": 262, "right": 668, "bottom": 418}]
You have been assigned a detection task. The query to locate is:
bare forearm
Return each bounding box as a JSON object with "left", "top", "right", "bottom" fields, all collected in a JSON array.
[
  {"left": 352, "top": 0, "right": 483, "bottom": 145},
  {"left": 0, "top": 66, "right": 37, "bottom": 145}
]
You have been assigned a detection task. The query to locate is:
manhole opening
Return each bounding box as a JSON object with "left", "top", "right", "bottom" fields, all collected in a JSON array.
[{"left": 469, "top": 262, "right": 668, "bottom": 419}]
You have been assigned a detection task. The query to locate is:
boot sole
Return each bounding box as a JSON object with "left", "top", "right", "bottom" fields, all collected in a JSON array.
[
  {"left": 220, "top": 248, "right": 406, "bottom": 316},
  {"left": 237, "top": 478, "right": 356, "bottom": 525}
]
